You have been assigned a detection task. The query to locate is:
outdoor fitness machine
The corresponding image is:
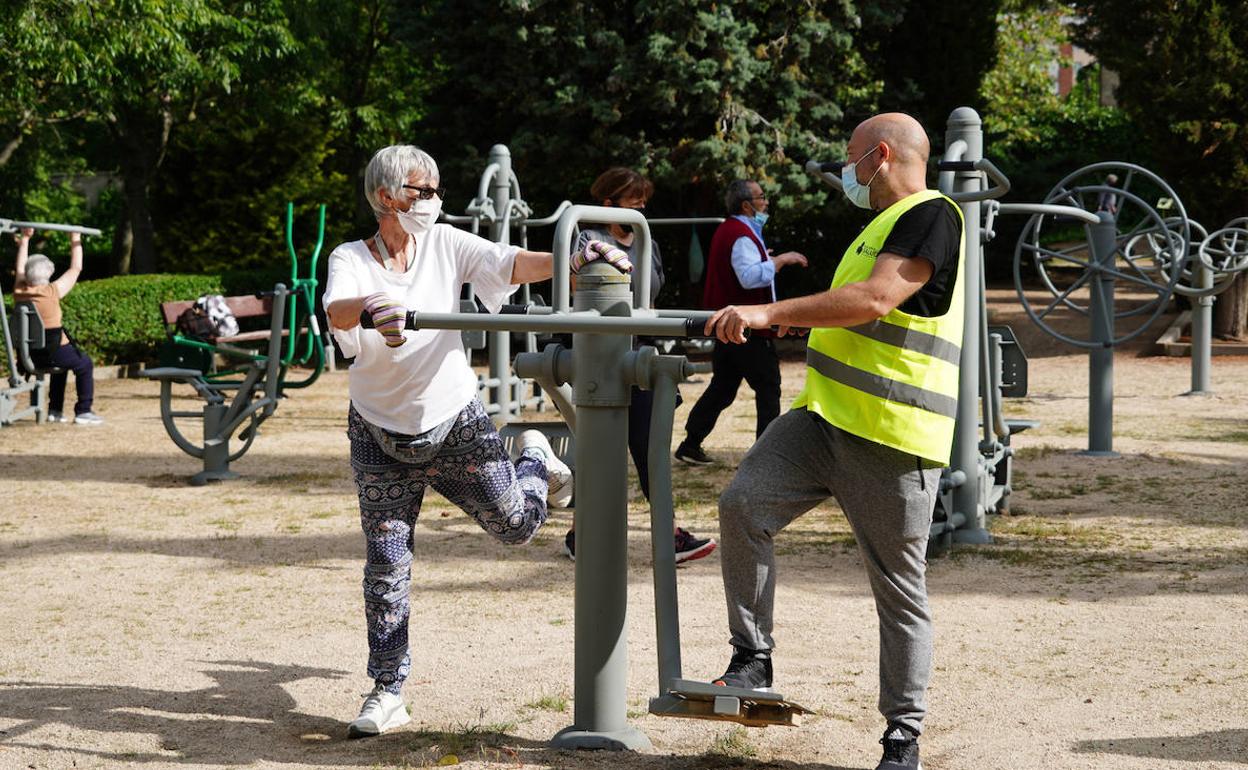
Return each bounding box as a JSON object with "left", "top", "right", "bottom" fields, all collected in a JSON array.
[
  {"left": 1009, "top": 162, "right": 1188, "bottom": 455},
  {"left": 0, "top": 217, "right": 102, "bottom": 427},
  {"left": 362, "top": 204, "right": 810, "bottom": 750},
  {"left": 159, "top": 202, "right": 328, "bottom": 392},
  {"left": 141, "top": 286, "right": 289, "bottom": 485},
  {"left": 1125, "top": 207, "right": 1248, "bottom": 394},
  {"left": 441, "top": 144, "right": 726, "bottom": 422},
  {"left": 441, "top": 145, "right": 562, "bottom": 420}
]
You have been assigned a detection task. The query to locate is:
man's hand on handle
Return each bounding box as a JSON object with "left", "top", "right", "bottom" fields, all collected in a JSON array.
[{"left": 705, "top": 304, "right": 811, "bottom": 343}]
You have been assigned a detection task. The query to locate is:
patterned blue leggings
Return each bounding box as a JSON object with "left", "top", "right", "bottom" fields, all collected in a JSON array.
[{"left": 348, "top": 398, "right": 549, "bottom": 693}]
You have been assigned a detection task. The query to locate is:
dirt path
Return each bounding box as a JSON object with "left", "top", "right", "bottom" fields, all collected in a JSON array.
[{"left": 2, "top": 327, "right": 1246, "bottom": 769}]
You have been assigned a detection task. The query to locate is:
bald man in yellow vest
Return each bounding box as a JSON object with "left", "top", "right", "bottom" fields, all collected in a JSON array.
[{"left": 704, "top": 113, "right": 964, "bottom": 770}]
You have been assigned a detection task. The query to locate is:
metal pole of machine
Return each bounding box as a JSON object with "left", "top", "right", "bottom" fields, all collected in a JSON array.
[
  {"left": 1189, "top": 263, "right": 1214, "bottom": 394},
  {"left": 487, "top": 144, "right": 513, "bottom": 422},
  {"left": 1084, "top": 213, "right": 1119, "bottom": 456},
  {"left": 549, "top": 261, "right": 651, "bottom": 751},
  {"left": 944, "top": 107, "right": 991, "bottom": 545}
]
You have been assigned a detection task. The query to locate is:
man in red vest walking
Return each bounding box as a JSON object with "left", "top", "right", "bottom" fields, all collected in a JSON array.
[{"left": 674, "top": 179, "right": 807, "bottom": 465}]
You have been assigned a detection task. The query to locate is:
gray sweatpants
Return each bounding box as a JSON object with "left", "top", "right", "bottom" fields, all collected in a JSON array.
[{"left": 719, "top": 407, "right": 940, "bottom": 734}]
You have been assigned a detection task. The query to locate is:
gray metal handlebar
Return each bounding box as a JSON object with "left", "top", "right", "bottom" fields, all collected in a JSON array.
[
  {"left": 0, "top": 218, "right": 102, "bottom": 236},
  {"left": 359, "top": 307, "right": 724, "bottom": 339},
  {"left": 997, "top": 202, "right": 1101, "bottom": 225},
  {"left": 553, "top": 205, "right": 652, "bottom": 312},
  {"left": 940, "top": 158, "right": 1012, "bottom": 203}
]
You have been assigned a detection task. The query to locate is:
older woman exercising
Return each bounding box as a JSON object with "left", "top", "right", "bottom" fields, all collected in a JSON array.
[{"left": 323, "top": 144, "right": 622, "bottom": 737}]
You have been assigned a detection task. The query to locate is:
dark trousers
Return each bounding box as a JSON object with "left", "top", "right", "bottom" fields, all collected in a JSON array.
[
  {"left": 683, "top": 337, "right": 780, "bottom": 447},
  {"left": 630, "top": 385, "right": 682, "bottom": 502},
  {"left": 47, "top": 343, "right": 94, "bottom": 415}
]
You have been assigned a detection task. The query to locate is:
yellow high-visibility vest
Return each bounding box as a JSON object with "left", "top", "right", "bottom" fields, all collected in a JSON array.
[{"left": 792, "top": 190, "right": 965, "bottom": 464}]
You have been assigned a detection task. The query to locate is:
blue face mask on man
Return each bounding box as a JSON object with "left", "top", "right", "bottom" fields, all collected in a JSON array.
[
  {"left": 746, "top": 197, "right": 769, "bottom": 228},
  {"left": 841, "top": 145, "right": 883, "bottom": 209}
]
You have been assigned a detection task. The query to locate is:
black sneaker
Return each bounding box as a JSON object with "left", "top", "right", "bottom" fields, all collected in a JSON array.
[
  {"left": 876, "top": 723, "right": 922, "bottom": 770},
  {"left": 674, "top": 528, "right": 716, "bottom": 564},
  {"left": 712, "top": 647, "right": 772, "bottom": 691},
  {"left": 563, "top": 529, "right": 576, "bottom": 561},
  {"left": 674, "top": 442, "right": 714, "bottom": 465}
]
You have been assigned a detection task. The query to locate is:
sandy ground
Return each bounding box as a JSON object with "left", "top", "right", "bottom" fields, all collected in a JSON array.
[{"left": 1, "top": 298, "right": 1246, "bottom": 770}]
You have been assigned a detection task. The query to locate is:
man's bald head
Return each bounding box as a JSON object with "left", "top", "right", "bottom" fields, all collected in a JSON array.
[
  {"left": 850, "top": 112, "right": 929, "bottom": 167},
  {"left": 842, "top": 112, "right": 931, "bottom": 208}
]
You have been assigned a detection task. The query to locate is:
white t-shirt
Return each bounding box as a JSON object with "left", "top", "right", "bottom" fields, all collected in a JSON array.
[{"left": 322, "top": 224, "right": 520, "bottom": 434}]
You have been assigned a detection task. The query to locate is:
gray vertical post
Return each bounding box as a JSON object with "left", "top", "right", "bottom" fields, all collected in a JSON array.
[
  {"left": 945, "top": 107, "right": 991, "bottom": 544},
  {"left": 1189, "top": 264, "right": 1214, "bottom": 394},
  {"left": 1084, "top": 213, "right": 1119, "bottom": 456},
  {"left": 487, "top": 144, "right": 513, "bottom": 422},
  {"left": 551, "top": 261, "right": 651, "bottom": 751},
  {"left": 195, "top": 404, "right": 235, "bottom": 486}
]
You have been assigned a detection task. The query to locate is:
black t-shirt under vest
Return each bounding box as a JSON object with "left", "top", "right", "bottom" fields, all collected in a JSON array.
[{"left": 878, "top": 198, "right": 963, "bottom": 317}]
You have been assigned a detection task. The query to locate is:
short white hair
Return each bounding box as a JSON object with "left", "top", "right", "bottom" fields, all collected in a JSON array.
[
  {"left": 25, "top": 254, "right": 54, "bottom": 286},
  {"left": 364, "top": 145, "right": 440, "bottom": 220}
]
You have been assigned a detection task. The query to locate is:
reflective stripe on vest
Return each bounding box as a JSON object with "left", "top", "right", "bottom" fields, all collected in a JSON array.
[{"left": 792, "top": 189, "right": 965, "bottom": 464}]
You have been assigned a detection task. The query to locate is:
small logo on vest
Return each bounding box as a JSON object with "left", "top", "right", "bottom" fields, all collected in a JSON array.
[{"left": 856, "top": 242, "right": 879, "bottom": 258}]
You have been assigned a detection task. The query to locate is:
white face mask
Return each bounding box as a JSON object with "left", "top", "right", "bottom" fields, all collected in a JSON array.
[
  {"left": 395, "top": 197, "right": 442, "bottom": 235},
  {"left": 841, "top": 146, "right": 883, "bottom": 209}
]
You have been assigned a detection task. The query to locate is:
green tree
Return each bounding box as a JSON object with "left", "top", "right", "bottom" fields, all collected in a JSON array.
[
  {"left": 397, "top": 0, "right": 886, "bottom": 301},
  {"left": 148, "top": 0, "right": 431, "bottom": 274},
  {"left": 7, "top": 0, "right": 295, "bottom": 274},
  {"left": 860, "top": 0, "right": 1003, "bottom": 131},
  {"left": 1073, "top": 0, "right": 1248, "bottom": 337}
]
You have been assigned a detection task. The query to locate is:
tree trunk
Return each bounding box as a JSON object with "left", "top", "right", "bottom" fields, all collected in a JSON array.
[
  {"left": 110, "top": 203, "right": 133, "bottom": 275},
  {"left": 0, "top": 132, "right": 24, "bottom": 168},
  {"left": 1213, "top": 274, "right": 1248, "bottom": 340},
  {"left": 109, "top": 106, "right": 171, "bottom": 274},
  {"left": 119, "top": 158, "right": 157, "bottom": 273}
]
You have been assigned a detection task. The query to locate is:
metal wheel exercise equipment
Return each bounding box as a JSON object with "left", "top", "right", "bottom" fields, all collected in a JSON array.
[
  {"left": 1122, "top": 217, "right": 1235, "bottom": 297},
  {"left": 1025, "top": 162, "right": 1190, "bottom": 319},
  {"left": 1197, "top": 224, "right": 1248, "bottom": 275},
  {"left": 1014, "top": 184, "right": 1184, "bottom": 349}
]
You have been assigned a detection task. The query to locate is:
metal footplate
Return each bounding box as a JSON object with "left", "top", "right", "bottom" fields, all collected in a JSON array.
[{"left": 649, "top": 679, "right": 812, "bottom": 727}]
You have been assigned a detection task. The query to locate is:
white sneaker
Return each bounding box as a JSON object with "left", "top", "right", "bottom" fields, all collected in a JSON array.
[
  {"left": 347, "top": 685, "right": 410, "bottom": 738},
  {"left": 46, "top": 411, "right": 66, "bottom": 423},
  {"left": 518, "top": 429, "right": 574, "bottom": 508},
  {"left": 73, "top": 412, "right": 104, "bottom": 426}
]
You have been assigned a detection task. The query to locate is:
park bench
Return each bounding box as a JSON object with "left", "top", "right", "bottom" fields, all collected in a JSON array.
[
  {"left": 142, "top": 286, "right": 289, "bottom": 485},
  {"left": 156, "top": 292, "right": 291, "bottom": 373}
]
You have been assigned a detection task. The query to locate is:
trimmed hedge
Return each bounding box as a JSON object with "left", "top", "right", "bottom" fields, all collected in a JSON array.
[{"left": 3, "top": 268, "right": 288, "bottom": 369}]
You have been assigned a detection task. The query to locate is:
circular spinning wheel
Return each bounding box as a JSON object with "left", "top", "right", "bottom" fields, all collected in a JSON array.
[
  {"left": 1048, "top": 161, "right": 1192, "bottom": 247},
  {"left": 1027, "top": 162, "right": 1190, "bottom": 318},
  {"left": 1198, "top": 224, "right": 1248, "bottom": 276},
  {"left": 1123, "top": 217, "right": 1238, "bottom": 297},
  {"left": 1014, "top": 184, "right": 1185, "bottom": 349}
]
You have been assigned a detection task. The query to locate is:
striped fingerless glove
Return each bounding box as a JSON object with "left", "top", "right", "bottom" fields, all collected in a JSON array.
[
  {"left": 363, "top": 292, "right": 408, "bottom": 348},
  {"left": 571, "top": 239, "right": 634, "bottom": 274}
]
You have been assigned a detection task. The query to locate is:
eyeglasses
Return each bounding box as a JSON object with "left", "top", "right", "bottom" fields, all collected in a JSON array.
[
  {"left": 752, "top": 193, "right": 768, "bottom": 202},
  {"left": 402, "top": 184, "right": 445, "bottom": 200}
]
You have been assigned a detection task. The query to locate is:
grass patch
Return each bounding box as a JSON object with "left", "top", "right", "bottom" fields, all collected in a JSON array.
[
  {"left": 707, "top": 726, "right": 757, "bottom": 759},
  {"left": 523, "top": 693, "right": 568, "bottom": 713},
  {"left": 402, "top": 719, "right": 519, "bottom": 766},
  {"left": 1015, "top": 444, "right": 1064, "bottom": 461}
]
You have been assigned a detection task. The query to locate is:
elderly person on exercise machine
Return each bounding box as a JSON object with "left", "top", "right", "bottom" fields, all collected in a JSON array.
[
  {"left": 12, "top": 227, "right": 102, "bottom": 425},
  {"left": 323, "top": 144, "right": 632, "bottom": 738}
]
